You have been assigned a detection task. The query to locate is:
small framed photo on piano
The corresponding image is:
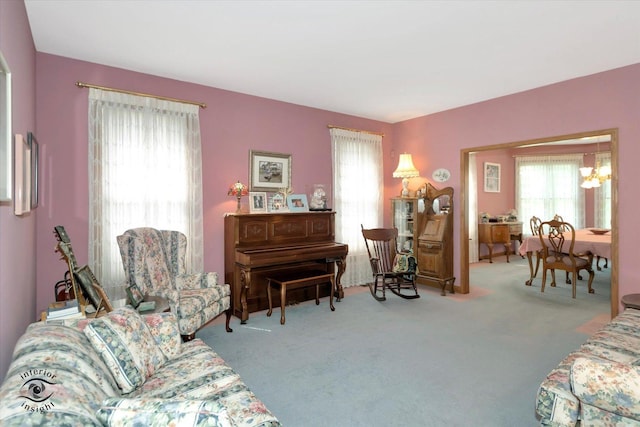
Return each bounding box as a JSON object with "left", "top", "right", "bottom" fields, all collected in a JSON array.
[
  {"left": 268, "top": 193, "right": 288, "bottom": 212},
  {"left": 249, "top": 192, "right": 267, "bottom": 213},
  {"left": 286, "top": 194, "right": 309, "bottom": 212}
]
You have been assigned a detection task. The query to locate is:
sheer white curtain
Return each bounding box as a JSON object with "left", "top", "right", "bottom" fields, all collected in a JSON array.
[
  {"left": 331, "top": 128, "right": 383, "bottom": 287},
  {"left": 88, "top": 88, "right": 204, "bottom": 300},
  {"left": 594, "top": 152, "right": 612, "bottom": 228},
  {"left": 468, "top": 153, "right": 479, "bottom": 263},
  {"left": 516, "top": 154, "right": 585, "bottom": 231}
]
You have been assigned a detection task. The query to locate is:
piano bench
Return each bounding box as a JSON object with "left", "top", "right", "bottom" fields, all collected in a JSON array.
[{"left": 266, "top": 270, "right": 335, "bottom": 325}]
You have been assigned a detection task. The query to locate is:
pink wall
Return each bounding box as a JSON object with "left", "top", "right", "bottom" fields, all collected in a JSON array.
[
  {"left": 33, "top": 53, "right": 395, "bottom": 322},
  {"left": 392, "top": 63, "right": 640, "bottom": 305},
  {"left": 2, "top": 0, "right": 639, "bottom": 383},
  {"left": 0, "top": 0, "right": 37, "bottom": 382}
]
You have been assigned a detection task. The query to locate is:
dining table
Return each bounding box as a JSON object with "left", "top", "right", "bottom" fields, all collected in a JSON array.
[{"left": 518, "top": 228, "right": 611, "bottom": 286}]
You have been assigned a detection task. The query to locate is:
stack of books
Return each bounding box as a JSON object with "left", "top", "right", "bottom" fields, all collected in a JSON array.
[{"left": 46, "top": 300, "right": 84, "bottom": 322}]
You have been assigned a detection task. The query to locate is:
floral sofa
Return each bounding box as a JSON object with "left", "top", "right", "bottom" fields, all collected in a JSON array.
[
  {"left": 0, "top": 307, "right": 280, "bottom": 427},
  {"left": 536, "top": 307, "right": 640, "bottom": 426}
]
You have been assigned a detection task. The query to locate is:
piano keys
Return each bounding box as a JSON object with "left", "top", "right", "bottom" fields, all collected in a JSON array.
[{"left": 224, "top": 211, "right": 348, "bottom": 323}]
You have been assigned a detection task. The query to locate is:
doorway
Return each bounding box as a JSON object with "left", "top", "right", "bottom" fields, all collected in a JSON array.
[{"left": 459, "top": 129, "right": 619, "bottom": 317}]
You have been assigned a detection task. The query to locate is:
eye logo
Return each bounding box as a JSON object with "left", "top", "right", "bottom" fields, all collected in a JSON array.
[
  {"left": 21, "top": 378, "right": 54, "bottom": 403},
  {"left": 18, "top": 369, "right": 57, "bottom": 412}
]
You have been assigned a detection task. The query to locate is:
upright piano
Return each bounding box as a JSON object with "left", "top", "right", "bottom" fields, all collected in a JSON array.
[{"left": 224, "top": 211, "right": 348, "bottom": 323}]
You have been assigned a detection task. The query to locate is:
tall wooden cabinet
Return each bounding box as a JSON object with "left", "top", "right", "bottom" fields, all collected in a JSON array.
[
  {"left": 391, "top": 197, "right": 424, "bottom": 253},
  {"left": 416, "top": 184, "right": 455, "bottom": 295}
]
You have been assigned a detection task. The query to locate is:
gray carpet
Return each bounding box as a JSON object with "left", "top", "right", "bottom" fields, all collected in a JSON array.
[{"left": 197, "top": 257, "right": 611, "bottom": 426}]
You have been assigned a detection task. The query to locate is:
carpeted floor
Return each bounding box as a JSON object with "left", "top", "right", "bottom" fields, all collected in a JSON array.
[{"left": 198, "top": 257, "right": 611, "bottom": 426}]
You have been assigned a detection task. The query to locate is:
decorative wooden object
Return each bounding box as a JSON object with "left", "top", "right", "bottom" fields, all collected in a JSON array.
[
  {"left": 224, "top": 211, "right": 348, "bottom": 323},
  {"left": 416, "top": 183, "right": 455, "bottom": 295}
]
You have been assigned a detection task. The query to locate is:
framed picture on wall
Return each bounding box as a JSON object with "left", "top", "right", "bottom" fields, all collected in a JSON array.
[
  {"left": 0, "top": 51, "right": 11, "bottom": 202},
  {"left": 484, "top": 162, "right": 501, "bottom": 193},
  {"left": 249, "top": 150, "right": 291, "bottom": 192},
  {"left": 28, "top": 132, "right": 38, "bottom": 209},
  {"left": 13, "top": 133, "right": 31, "bottom": 215}
]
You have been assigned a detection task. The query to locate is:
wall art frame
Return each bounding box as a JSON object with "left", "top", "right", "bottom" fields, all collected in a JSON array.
[
  {"left": 0, "top": 51, "right": 11, "bottom": 202},
  {"left": 28, "top": 132, "right": 38, "bottom": 209},
  {"left": 484, "top": 162, "right": 501, "bottom": 193},
  {"left": 13, "top": 133, "right": 31, "bottom": 215},
  {"left": 286, "top": 194, "right": 309, "bottom": 212},
  {"left": 249, "top": 191, "right": 267, "bottom": 213},
  {"left": 249, "top": 150, "right": 291, "bottom": 192}
]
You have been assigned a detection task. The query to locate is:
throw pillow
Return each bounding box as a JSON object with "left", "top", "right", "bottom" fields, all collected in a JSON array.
[
  {"left": 96, "top": 397, "right": 231, "bottom": 427},
  {"left": 142, "top": 312, "right": 182, "bottom": 360},
  {"left": 84, "top": 307, "right": 166, "bottom": 393}
]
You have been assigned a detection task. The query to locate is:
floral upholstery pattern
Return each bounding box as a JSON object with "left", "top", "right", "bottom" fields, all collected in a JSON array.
[
  {"left": 130, "top": 339, "right": 280, "bottom": 427},
  {"left": 0, "top": 311, "right": 280, "bottom": 427},
  {"left": 117, "top": 227, "right": 232, "bottom": 336},
  {"left": 96, "top": 397, "right": 231, "bottom": 427},
  {"left": 84, "top": 307, "right": 167, "bottom": 393},
  {"left": 143, "top": 311, "right": 182, "bottom": 360},
  {"left": 571, "top": 357, "right": 640, "bottom": 423},
  {"left": 536, "top": 308, "right": 640, "bottom": 426}
]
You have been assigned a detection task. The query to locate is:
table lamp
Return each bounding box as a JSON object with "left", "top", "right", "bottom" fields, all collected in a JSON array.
[
  {"left": 393, "top": 153, "right": 420, "bottom": 197},
  {"left": 228, "top": 181, "right": 248, "bottom": 213}
]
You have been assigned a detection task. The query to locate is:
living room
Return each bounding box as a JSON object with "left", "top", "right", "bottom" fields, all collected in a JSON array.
[{"left": 1, "top": 0, "right": 639, "bottom": 412}]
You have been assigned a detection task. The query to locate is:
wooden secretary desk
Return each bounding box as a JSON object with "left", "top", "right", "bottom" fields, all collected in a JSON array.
[
  {"left": 416, "top": 183, "right": 455, "bottom": 295},
  {"left": 224, "top": 211, "right": 348, "bottom": 323}
]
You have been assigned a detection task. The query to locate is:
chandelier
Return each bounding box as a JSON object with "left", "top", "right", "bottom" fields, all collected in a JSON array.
[{"left": 579, "top": 161, "right": 611, "bottom": 189}]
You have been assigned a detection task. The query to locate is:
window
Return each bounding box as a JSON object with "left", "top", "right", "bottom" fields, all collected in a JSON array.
[
  {"left": 88, "top": 89, "right": 203, "bottom": 299},
  {"left": 516, "top": 154, "right": 584, "bottom": 232},
  {"left": 330, "top": 128, "right": 383, "bottom": 287}
]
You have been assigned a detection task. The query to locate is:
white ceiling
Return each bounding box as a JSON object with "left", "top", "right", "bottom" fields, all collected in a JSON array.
[{"left": 24, "top": 0, "right": 640, "bottom": 123}]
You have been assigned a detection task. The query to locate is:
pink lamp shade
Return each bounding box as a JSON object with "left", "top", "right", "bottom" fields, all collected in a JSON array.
[{"left": 228, "top": 181, "right": 248, "bottom": 212}]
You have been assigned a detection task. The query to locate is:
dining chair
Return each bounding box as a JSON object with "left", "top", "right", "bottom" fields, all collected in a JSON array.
[
  {"left": 361, "top": 225, "right": 420, "bottom": 301},
  {"left": 553, "top": 214, "right": 590, "bottom": 281},
  {"left": 529, "top": 216, "right": 543, "bottom": 278},
  {"left": 538, "top": 219, "right": 595, "bottom": 298}
]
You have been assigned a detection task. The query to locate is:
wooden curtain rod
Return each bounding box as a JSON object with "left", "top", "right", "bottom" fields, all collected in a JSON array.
[
  {"left": 327, "top": 125, "right": 384, "bottom": 137},
  {"left": 76, "top": 81, "right": 206, "bottom": 109}
]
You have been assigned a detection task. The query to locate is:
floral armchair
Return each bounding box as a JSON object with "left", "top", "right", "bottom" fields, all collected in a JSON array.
[{"left": 117, "top": 227, "right": 232, "bottom": 340}]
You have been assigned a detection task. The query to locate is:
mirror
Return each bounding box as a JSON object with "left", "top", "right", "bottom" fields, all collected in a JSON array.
[
  {"left": 0, "top": 51, "right": 11, "bottom": 201},
  {"left": 460, "top": 129, "right": 618, "bottom": 317}
]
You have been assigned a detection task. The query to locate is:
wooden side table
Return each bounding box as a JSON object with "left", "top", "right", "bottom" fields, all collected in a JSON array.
[{"left": 622, "top": 294, "right": 640, "bottom": 310}]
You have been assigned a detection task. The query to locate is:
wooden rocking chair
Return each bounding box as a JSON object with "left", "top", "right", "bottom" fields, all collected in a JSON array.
[{"left": 361, "top": 225, "right": 420, "bottom": 301}]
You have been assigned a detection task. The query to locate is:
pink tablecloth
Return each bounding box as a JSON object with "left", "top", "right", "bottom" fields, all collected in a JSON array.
[{"left": 519, "top": 229, "right": 611, "bottom": 259}]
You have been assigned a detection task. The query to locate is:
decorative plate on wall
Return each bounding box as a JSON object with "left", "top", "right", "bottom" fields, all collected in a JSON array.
[{"left": 432, "top": 168, "right": 451, "bottom": 182}]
